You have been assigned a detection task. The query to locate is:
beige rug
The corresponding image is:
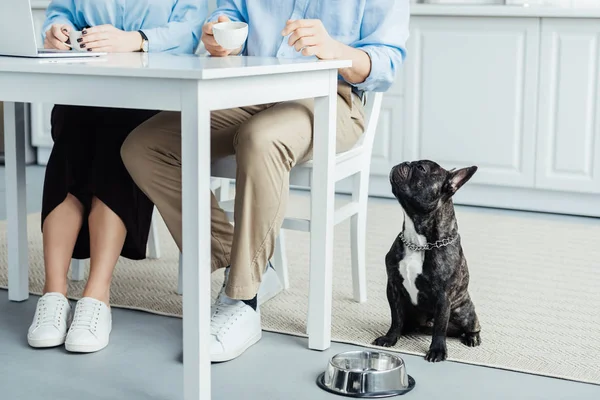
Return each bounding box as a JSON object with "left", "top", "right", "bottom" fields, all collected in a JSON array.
[{"left": 1, "top": 195, "right": 600, "bottom": 385}]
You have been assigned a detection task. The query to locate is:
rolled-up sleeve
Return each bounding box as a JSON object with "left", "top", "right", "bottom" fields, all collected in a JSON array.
[
  {"left": 141, "top": 0, "right": 207, "bottom": 54},
  {"left": 43, "top": 0, "right": 76, "bottom": 39},
  {"left": 352, "top": 0, "right": 409, "bottom": 92}
]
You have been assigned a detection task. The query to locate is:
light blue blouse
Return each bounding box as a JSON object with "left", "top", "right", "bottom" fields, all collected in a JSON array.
[
  {"left": 43, "top": 0, "right": 207, "bottom": 53},
  {"left": 208, "top": 0, "right": 409, "bottom": 92}
]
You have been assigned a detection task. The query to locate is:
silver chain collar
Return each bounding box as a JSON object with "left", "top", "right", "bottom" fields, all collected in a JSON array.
[{"left": 398, "top": 231, "right": 459, "bottom": 252}]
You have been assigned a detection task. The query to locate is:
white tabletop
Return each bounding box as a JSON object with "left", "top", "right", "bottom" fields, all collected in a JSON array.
[{"left": 0, "top": 53, "right": 351, "bottom": 80}]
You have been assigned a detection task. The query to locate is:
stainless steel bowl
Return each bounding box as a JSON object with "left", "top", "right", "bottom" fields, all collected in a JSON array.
[{"left": 316, "top": 351, "right": 415, "bottom": 398}]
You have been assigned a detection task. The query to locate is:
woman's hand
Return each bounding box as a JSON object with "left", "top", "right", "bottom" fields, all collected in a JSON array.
[
  {"left": 78, "top": 25, "right": 142, "bottom": 53},
  {"left": 201, "top": 15, "right": 243, "bottom": 57},
  {"left": 44, "top": 24, "right": 72, "bottom": 50},
  {"left": 282, "top": 19, "right": 343, "bottom": 60}
]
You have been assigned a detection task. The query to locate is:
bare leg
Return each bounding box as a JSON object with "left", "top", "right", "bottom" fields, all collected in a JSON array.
[
  {"left": 42, "top": 193, "right": 84, "bottom": 296},
  {"left": 83, "top": 197, "right": 126, "bottom": 305}
]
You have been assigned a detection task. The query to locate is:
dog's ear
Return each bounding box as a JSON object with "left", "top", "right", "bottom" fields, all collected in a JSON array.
[{"left": 444, "top": 166, "right": 478, "bottom": 196}]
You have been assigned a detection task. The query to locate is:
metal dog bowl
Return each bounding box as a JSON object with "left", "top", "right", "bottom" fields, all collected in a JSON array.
[{"left": 317, "top": 351, "right": 415, "bottom": 398}]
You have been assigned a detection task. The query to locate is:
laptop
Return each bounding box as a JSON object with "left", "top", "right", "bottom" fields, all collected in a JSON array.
[{"left": 0, "top": 0, "right": 104, "bottom": 58}]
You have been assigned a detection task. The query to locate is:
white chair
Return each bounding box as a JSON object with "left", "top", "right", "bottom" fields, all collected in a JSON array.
[{"left": 209, "top": 92, "right": 384, "bottom": 339}]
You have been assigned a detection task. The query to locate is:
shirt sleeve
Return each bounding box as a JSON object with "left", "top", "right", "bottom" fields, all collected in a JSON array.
[
  {"left": 207, "top": 0, "right": 247, "bottom": 23},
  {"left": 140, "top": 0, "right": 208, "bottom": 54},
  {"left": 351, "top": 0, "right": 409, "bottom": 93},
  {"left": 42, "top": 0, "right": 76, "bottom": 39}
]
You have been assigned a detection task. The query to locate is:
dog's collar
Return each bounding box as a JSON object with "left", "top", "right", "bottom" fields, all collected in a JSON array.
[{"left": 398, "top": 231, "right": 459, "bottom": 252}]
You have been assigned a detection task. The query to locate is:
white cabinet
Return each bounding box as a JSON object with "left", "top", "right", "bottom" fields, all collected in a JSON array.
[
  {"left": 536, "top": 19, "right": 600, "bottom": 194},
  {"left": 403, "top": 17, "right": 540, "bottom": 188}
]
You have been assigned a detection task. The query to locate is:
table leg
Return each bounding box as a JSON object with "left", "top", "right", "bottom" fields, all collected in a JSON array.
[
  {"left": 308, "top": 70, "right": 338, "bottom": 350},
  {"left": 4, "top": 102, "right": 29, "bottom": 302},
  {"left": 181, "top": 84, "right": 212, "bottom": 400}
]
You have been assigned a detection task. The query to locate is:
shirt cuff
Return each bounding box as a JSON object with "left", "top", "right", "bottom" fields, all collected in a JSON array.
[
  {"left": 141, "top": 28, "right": 194, "bottom": 54},
  {"left": 352, "top": 46, "right": 390, "bottom": 93}
]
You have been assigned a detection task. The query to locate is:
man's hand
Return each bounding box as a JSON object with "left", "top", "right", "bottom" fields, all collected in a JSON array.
[
  {"left": 78, "top": 25, "right": 142, "bottom": 53},
  {"left": 201, "top": 15, "right": 243, "bottom": 57},
  {"left": 283, "top": 18, "right": 372, "bottom": 84},
  {"left": 44, "top": 24, "right": 72, "bottom": 50},
  {"left": 282, "top": 19, "right": 342, "bottom": 60}
]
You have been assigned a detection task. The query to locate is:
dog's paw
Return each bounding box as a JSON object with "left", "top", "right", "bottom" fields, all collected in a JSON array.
[
  {"left": 372, "top": 335, "right": 398, "bottom": 348},
  {"left": 425, "top": 346, "right": 447, "bottom": 363},
  {"left": 462, "top": 332, "right": 481, "bottom": 347}
]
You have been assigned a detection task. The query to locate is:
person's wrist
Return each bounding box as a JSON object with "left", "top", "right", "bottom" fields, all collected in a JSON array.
[
  {"left": 327, "top": 40, "right": 344, "bottom": 60},
  {"left": 128, "top": 31, "right": 143, "bottom": 52}
]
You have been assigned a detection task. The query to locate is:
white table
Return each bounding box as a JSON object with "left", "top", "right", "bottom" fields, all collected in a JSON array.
[{"left": 0, "top": 53, "right": 349, "bottom": 400}]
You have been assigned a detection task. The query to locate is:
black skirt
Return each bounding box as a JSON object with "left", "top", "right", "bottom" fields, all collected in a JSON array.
[{"left": 41, "top": 105, "right": 160, "bottom": 260}]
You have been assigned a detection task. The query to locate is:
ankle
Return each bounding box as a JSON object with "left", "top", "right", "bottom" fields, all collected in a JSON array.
[
  {"left": 82, "top": 287, "right": 111, "bottom": 306},
  {"left": 242, "top": 295, "right": 258, "bottom": 311},
  {"left": 43, "top": 282, "right": 67, "bottom": 297}
]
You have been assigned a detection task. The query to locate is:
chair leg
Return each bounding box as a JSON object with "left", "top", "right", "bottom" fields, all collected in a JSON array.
[
  {"left": 177, "top": 252, "right": 183, "bottom": 295},
  {"left": 272, "top": 230, "right": 290, "bottom": 290},
  {"left": 147, "top": 209, "right": 161, "bottom": 259},
  {"left": 350, "top": 171, "right": 368, "bottom": 303},
  {"left": 70, "top": 259, "right": 85, "bottom": 281},
  {"left": 215, "top": 178, "right": 231, "bottom": 202}
]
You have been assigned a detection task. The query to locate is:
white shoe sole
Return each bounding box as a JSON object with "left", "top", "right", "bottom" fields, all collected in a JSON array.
[
  {"left": 210, "top": 330, "right": 262, "bottom": 363},
  {"left": 65, "top": 340, "right": 109, "bottom": 353},
  {"left": 27, "top": 335, "right": 67, "bottom": 348}
]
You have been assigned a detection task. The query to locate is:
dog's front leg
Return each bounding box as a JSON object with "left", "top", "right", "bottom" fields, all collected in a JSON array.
[
  {"left": 373, "top": 277, "right": 405, "bottom": 347},
  {"left": 425, "top": 294, "right": 451, "bottom": 362}
]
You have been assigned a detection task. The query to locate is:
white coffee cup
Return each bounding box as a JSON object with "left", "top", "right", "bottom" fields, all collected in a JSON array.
[
  {"left": 212, "top": 22, "right": 248, "bottom": 51},
  {"left": 68, "top": 31, "right": 86, "bottom": 52}
]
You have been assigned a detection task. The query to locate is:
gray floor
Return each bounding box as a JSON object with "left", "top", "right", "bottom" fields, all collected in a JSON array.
[{"left": 1, "top": 166, "right": 599, "bottom": 400}]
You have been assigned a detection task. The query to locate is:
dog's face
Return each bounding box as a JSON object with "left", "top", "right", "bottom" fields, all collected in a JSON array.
[{"left": 390, "top": 160, "right": 478, "bottom": 215}]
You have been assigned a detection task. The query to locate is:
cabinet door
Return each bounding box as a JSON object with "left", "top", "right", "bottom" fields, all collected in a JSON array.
[
  {"left": 536, "top": 19, "right": 600, "bottom": 194},
  {"left": 404, "top": 17, "right": 540, "bottom": 187}
]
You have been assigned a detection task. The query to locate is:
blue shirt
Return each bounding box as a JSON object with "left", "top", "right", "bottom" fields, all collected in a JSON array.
[
  {"left": 208, "top": 0, "right": 409, "bottom": 92},
  {"left": 43, "top": 0, "right": 207, "bottom": 54}
]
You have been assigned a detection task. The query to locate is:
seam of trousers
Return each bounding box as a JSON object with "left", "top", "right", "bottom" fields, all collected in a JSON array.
[
  {"left": 225, "top": 165, "right": 289, "bottom": 296},
  {"left": 210, "top": 223, "right": 231, "bottom": 271}
]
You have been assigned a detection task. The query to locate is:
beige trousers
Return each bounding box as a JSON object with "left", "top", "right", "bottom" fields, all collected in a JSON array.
[{"left": 121, "top": 82, "right": 365, "bottom": 299}]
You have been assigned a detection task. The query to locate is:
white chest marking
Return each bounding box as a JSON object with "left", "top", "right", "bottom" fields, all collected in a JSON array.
[{"left": 398, "top": 211, "right": 426, "bottom": 306}]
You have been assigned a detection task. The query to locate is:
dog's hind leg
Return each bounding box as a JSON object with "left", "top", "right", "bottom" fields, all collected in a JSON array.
[{"left": 451, "top": 297, "right": 481, "bottom": 347}]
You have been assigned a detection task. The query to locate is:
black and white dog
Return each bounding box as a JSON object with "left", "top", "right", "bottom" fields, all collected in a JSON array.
[{"left": 373, "top": 160, "right": 482, "bottom": 362}]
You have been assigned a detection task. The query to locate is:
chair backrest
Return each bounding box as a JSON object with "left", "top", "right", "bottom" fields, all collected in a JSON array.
[{"left": 353, "top": 92, "right": 384, "bottom": 154}]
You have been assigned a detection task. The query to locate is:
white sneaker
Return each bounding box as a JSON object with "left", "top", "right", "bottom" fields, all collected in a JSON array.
[
  {"left": 27, "top": 293, "right": 72, "bottom": 348},
  {"left": 210, "top": 296, "right": 262, "bottom": 362},
  {"left": 65, "top": 297, "right": 112, "bottom": 353},
  {"left": 216, "top": 263, "right": 282, "bottom": 306}
]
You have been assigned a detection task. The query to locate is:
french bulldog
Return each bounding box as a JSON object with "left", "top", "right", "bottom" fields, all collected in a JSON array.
[{"left": 373, "top": 160, "right": 482, "bottom": 362}]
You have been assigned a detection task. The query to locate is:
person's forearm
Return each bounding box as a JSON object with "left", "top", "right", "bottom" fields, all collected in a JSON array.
[{"left": 335, "top": 43, "right": 372, "bottom": 85}]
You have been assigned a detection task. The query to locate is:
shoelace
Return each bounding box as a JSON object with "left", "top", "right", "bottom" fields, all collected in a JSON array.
[
  {"left": 210, "top": 303, "right": 244, "bottom": 338},
  {"left": 70, "top": 301, "right": 100, "bottom": 332},
  {"left": 36, "top": 298, "right": 65, "bottom": 327}
]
